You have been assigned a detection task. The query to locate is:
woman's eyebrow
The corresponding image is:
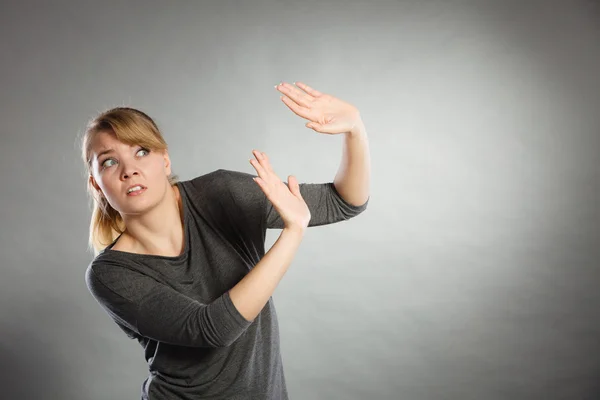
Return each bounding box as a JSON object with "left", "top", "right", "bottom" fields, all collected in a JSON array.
[{"left": 96, "top": 148, "right": 115, "bottom": 159}]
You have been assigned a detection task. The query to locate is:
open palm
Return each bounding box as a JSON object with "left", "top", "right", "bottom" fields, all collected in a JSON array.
[{"left": 249, "top": 150, "right": 311, "bottom": 229}]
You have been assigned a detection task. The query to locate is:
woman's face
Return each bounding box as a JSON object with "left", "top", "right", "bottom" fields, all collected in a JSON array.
[{"left": 88, "top": 130, "right": 172, "bottom": 216}]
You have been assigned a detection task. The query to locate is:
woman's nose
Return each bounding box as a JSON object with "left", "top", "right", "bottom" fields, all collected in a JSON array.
[
  {"left": 120, "top": 162, "right": 140, "bottom": 179},
  {"left": 122, "top": 171, "right": 139, "bottom": 179}
]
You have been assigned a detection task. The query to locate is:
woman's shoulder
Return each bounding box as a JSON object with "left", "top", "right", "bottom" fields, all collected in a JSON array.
[
  {"left": 85, "top": 250, "right": 129, "bottom": 280},
  {"left": 181, "top": 168, "right": 256, "bottom": 200},
  {"left": 183, "top": 168, "right": 251, "bottom": 186},
  {"left": 180, "top": 167, "right": 264, "bottom": 222},
  {"left": 84, "top": 251, "right": 156, "bottom": 298}
]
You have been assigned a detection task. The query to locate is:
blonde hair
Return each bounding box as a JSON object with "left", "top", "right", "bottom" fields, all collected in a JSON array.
[{"left": 80, "top": 107, "right": 179, "bottom": 256}]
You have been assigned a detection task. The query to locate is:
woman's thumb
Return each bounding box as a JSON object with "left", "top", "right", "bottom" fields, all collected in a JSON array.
[
  {"left": 306, "top": 122, "right": 322, "bottom": 131},
  {"left": 288, "top": 175, "right": 301, "bottom": 196}
]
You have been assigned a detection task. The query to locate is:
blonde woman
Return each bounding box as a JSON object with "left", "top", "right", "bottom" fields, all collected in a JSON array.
[{"left": 83, "top": 81, "right": 370, "bottom": 399}]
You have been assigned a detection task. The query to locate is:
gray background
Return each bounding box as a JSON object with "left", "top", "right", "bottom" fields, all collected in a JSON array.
[{"left": 1, "top": 0, "right": 599, "bottom": 399}]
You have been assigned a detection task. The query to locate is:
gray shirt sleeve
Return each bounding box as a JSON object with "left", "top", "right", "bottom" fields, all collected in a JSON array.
[
  {"left": 218, "top": 169, "right": 369, "bottom": 229},
  {"left": 85, "top": 262, "right": 253, "bottom": 348},
  {"left": 267, "top": 181, "right": 369, "bottom": 229}
]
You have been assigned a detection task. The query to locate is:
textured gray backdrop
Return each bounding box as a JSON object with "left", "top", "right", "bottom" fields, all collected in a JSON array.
[{"left": 1, "top": 1, "right": 599, "bottom": 399}]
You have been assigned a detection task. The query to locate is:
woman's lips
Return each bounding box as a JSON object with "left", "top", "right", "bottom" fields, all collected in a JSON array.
[{"left": 127, "top": 187, "right": 147, "bottom": 196}]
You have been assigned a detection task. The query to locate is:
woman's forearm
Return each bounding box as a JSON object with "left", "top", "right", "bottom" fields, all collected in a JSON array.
[
  {"left": 333, "top": 122, "right": 371, "bottom": 207},
  {"left": 228, "top": 227, "right": 305, "bottom": 321}
]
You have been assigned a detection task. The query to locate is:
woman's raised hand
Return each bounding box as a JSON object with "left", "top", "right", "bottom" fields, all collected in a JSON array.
[{"left": 249, "top": 150, "right": 311, "bottom": 231}]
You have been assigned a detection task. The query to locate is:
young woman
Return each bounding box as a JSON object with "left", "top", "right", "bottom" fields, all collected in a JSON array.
[{"left": 82, "top": 82, "right": 370, "bottom": 399}]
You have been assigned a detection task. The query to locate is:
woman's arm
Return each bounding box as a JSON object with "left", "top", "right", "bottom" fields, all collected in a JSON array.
[
  {"left": 274, "top": 81, "right": 371, "bottom": 208},
  {"left": 266, "top": 180, "right": 368, "bottom": 229},
  {"left": 216, "top": 169, "right": 368, "bottom": 230},
  {"left": 85, "top": 264, "right": 252, "bottom": 348},
  {"left": 85, "top": 224, "right": 305, "bottom": 348},
  {"left": 228, "top": 226, "right": 304, "bottom": 320},
  {"left": 333, "top": 122, "right": 371, "bottom": 207}
]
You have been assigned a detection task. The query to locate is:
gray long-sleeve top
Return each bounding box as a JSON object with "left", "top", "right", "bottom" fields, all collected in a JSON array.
[{"left": 84, "top": 168, "right": 369, "bottom": 399}]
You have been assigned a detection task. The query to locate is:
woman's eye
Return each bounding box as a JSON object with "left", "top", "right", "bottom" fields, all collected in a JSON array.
[
  {"left": 99, "top": 148, "right": 148, "bottom": 170},
  {"left": 102, "top": 159, "right": 115, "bottom": 168}
]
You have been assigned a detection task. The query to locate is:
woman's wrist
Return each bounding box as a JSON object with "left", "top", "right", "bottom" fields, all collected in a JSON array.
[{"left": 282, "top": 225, "right": 307, "bottom": 237}]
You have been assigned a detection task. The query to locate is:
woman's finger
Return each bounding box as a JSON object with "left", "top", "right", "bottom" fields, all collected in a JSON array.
[
  {"left": 250, "top": 155, "right": 267, "bottom": 178},
  {"left": 295, "top": 82, "right": 323, "bottom": 97},
  {"left": 253, "top": 176, "right": 270, "bottom": 195},
  {"left": 259, "top": 152, "right": 273, "bottom": 172},
  {"left": 255, "top": 151, "right": 279, "bottom": 183},
  {"left": 288, "top": 175, "right": 301, "bottom": 197}
]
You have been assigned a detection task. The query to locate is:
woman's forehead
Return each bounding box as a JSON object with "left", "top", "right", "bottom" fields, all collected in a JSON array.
[{"left": 91, "top": 131, "right": 131, "bottom": 153}]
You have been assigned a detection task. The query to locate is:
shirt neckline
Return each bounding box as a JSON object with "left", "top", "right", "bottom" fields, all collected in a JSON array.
[{"left": 103, "top": 181, "right": 190, "bottom": 261}]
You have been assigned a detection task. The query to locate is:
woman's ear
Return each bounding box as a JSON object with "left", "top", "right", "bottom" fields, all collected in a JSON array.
[
  {"left": 89, "top": 175, "right": 102, "bottom": 195},
  {"left": 163, "top": 151, "right": 172, "bottom": 175}
]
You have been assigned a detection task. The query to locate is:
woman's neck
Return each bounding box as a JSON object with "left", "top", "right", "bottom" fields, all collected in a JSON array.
[{"left": 115, "top": 185, "right": 185, "bottom": 257}]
